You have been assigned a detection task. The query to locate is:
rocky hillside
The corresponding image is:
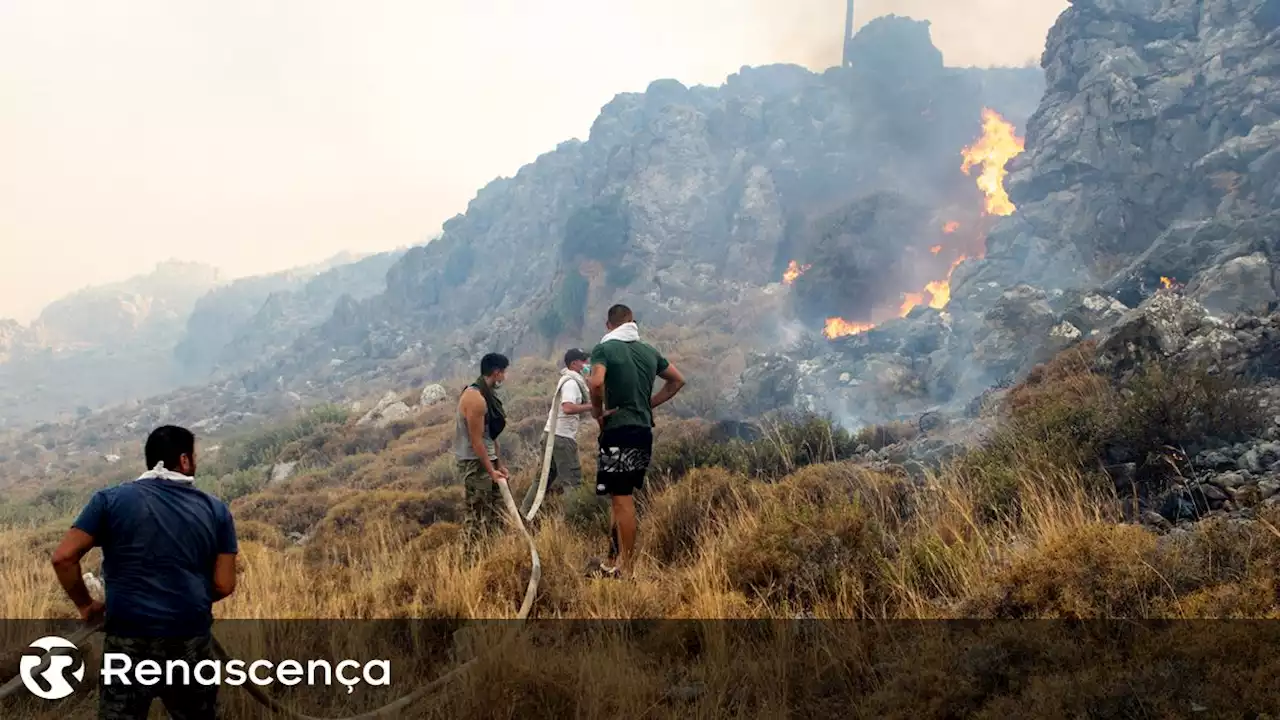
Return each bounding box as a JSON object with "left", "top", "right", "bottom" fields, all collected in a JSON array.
[
  {"left": 957, "top": 0, "right": 1280, "bottom": 305},
  {"left": 248, "top": 16, "right": 1045, "bottom": 392},
  {"left": 174, "top": 249, "right": 405, "bottom": 378},
  {"left": 732, "top": 0, "right": 1280, "bottom": 428},
  {"left": 0, "top": 262, "right": 225, "bottom": 428},
  {"left": 0, "top": 250, "right": 404, "bottom": 429},
  {"left": 29, "top": 261, "right": 223, "bottom": 350}
]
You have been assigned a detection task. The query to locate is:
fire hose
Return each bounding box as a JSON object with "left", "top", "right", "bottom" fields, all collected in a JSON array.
[{"left": 0, "top": 376, "right": 577, "bottom": 717}]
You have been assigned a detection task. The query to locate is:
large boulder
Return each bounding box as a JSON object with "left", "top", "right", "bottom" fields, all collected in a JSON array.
[
  {"left": 1094, "top": 292, "right": 1221, "bottom": 378},
  {"left": 357, "top": 391, "right": 416, "bottom": 429},
  {"left": 420, "top": 383, "right": 448, "bottom": 407},
  {"left": 731, "top": 353, "right": 800, "bottom": 417},
  {"left": 1187, "top": 252, "right": 1278, "bottom": 317},
  {"left": 967, "top": 285, "right": 1057, "bottom": 383},
  {"left": 1091, "top": 290, "right": 1273, "bottom": 379},
  {"left": 1056, "top": 289, "right": 1130, "bottom": 337}
]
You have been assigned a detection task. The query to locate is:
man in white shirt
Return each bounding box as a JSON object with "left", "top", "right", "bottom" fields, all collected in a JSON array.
[{"left": 521, "top": 348, "right": 595, "bottom": 516}]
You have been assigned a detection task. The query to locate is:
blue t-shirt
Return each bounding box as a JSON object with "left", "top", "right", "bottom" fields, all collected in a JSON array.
[{"left": 73, "top": 477, "right": 237, "bottom": 638}]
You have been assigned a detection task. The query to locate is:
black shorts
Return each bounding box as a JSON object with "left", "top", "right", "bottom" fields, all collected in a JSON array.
[{"left": 596, "top": 425, "right": 654, "bottom": 497}]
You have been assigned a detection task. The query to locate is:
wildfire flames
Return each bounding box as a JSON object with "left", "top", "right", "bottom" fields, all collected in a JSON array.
[
  {"left": 783, "top": 260, "right": 811, "bottom": 285},
  {"left": 819, "top": 109, "right": 1025, "bottom": 339},
  {"left": 961, "top": 108, "right": 1025, "bottom": 218},
  {"left": 823, "top": 317, "right": 876, "bottom": 338}
]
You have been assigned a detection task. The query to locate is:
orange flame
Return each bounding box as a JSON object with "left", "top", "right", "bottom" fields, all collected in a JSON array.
[
  {"left": 924, "top": 256, "right": 967, "bottom": 309},
  {"left": 900, "top": 256, "right": 967, "bottom": 317},
  {"left": 961, "top": 109, "right": 1025, "bottom": 217},
  {"left": 783, "top": 260, "right": 811, "bottom": 285},
  {"left": 819, "top": 110, "right": 1021, "bottom": 342},
  {"left": 823, "top": 317, "right": 876, "bottom": 339}
]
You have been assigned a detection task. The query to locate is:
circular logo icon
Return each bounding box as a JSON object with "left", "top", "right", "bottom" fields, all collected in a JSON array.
[{"left": 19, "top": 636, "right": 85, "bottom": 700}]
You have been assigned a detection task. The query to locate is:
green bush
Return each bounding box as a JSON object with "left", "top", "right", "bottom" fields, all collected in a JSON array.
[
  {"left": 561, "top": 195, "right": 630, "bottom": 263},
  {"left": 649, "top": 413, "right": 858, "bottom": 484},
  {"left": 1115, "top": 363, "right": 1265, "bottom": 456},
  {"left": 217, "top": 404, "right": 352, "bottom": 472},
  {"left": 537, "top": 270, "right": 590, "bottom": 340}
]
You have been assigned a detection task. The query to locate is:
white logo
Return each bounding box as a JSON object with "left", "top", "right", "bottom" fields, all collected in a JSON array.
[
  {"left": 597, "top": 484, "right": 607, "bottom": 492},
  {"left": 20, "top": 636, "right": 85, "bottom": 700}
]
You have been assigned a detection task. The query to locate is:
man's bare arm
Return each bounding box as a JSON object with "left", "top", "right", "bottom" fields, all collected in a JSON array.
[
  {"left": 52, "top": 529, "right": 99, "bottom": 615},
  {"left": 588, "top": 364, "right": 607, "bottom": 419},
  {"left": 650, "top": 363, "right": 686, "bottom": 410},
  {"left": 212, "top": 553, "right": 237, "bottom": 601},
  {"left": 462, "top": 390, "right": 502, "bottom": 477}
]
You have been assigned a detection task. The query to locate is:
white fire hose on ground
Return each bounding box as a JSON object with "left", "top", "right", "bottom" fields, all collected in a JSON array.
[{"left": 0, "top": 377, "right": 576, "bottom": 717}]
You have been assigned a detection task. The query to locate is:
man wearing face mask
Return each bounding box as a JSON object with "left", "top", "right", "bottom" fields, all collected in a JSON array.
[
  {"left": 455, "top": 353, "right": 511, "bottom": 554},
  {"left": 521, "top": 348, "right": 603, "bottom": 518}
]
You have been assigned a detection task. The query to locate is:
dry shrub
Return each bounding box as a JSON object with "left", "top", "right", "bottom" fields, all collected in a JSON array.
[
  {"left": 647, "top": 418, "right": 718, "bottom": 482},
  {"left": 419, "top": 453, "right": 458, "bottom": 488},
  {"left": 644, "top": 467, "right": 760, "bottom": 566},
  {"left": 1175, "top": 577, "right": 1280, "bottom": 618},
  {"left": 723, "top": 498, "right": 888, "bottom": 613},
  {"left": 1115, "top": 362, "right": 1266, "bottom": 455},
  {"left": 308, "top": 487, "right": 462, "bottom": 560},
  {"left": 1006, "top": 340, "right": 1103, "bottom": 413},
  {"left": 327, "top": 453, "right": 378, "bottom": 483},
  {"left": 855, "top": 421, "right": 919, "bottom": 450},
  {"left": 473, "top": 521, "right": 588, "bottom": 617},
  {"left": 235, "top": 519, "right": 288, "bottom": 550},
  {"left": 408, "top": 521, "right": 462, "bottom": 553},
  {"left": 774, "top": 462, "right": 912, "bottom": 526},
  {"left": 967, "top": 524, "right": 1167, "bottom": 618},
  {"left": 232, "top": 489, "right": 350, "bottom": 536},
  {"left": 560, "top": 481, "right": 610, "bottom": 534}
]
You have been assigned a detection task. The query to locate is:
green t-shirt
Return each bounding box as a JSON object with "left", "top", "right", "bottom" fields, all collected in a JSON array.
[{"left": 590, "top": 339, "right": 670, "bottom": 431}]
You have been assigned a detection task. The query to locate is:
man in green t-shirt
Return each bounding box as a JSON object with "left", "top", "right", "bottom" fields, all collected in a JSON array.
[{"left": 587, "top": 304, "right": 685, "bottom": 579}]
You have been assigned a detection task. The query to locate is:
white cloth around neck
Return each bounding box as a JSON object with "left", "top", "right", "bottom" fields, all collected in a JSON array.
[
  {"left": 600, "top": 321, "right": 639, "bottom": 344},
  {"left": 135, "top": 461, "right": 195, "bottom": 485}
]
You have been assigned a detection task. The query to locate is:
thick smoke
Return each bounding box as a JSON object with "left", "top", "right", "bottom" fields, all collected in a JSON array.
[{"left": 744, "top": 0, "right": 1068, "bottom": 69}]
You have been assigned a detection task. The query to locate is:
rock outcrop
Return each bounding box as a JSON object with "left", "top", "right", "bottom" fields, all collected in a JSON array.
[
  {"left": 252, "top": 16, "right": 1045, "bottom": 390},
  {"left": 175, "top": 250, "right": 404, "bottom": 378},
  {"left": 748, "top": 0, "right": 1280, "bottom": 428},
  {"left": 0, "top": 262, "right": 224, "bottom": 428},
  {"left": 956, "top": 0, "right": 1280, "bottom": 307}
]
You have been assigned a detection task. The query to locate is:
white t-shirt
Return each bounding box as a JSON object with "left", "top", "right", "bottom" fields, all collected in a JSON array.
[{"left": 544, "top": 378, "right": 584, "bottom": 439}]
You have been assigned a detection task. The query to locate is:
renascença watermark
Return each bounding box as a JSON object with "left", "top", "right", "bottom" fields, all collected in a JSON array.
[
  {"left": 102, "top": 654, "right": 391, "bottom": 695},
  {"left": 20, "top": 635, "right": 391, "bottom": 699}
]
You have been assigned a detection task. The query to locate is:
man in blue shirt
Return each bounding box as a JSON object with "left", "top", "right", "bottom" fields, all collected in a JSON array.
[{"left": 52, "top": 425, "right": 238, "bottom": 720}]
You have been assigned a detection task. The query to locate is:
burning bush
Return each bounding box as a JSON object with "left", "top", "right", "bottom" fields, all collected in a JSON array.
[{"left": 788, "top": 192, "right": 936, "bottom": 327}]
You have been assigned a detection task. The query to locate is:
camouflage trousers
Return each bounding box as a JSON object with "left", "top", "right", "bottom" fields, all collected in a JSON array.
[
  {"left": 99, "top": 634, "right": 218, "bottom": 720},
  {"left": 459, "top": 458, "right": 503, "bottom": 555}
]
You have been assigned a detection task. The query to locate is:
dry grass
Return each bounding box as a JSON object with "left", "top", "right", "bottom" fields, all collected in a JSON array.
[
  {"left": 1, "top": 348, "right": 1276, "bottom": 623},
  {"left": 3, "top": 454, "right": 1272, "bottom": 623},
  {"left": 4, "top": 345, "right": 1280, "bottom": 716}
]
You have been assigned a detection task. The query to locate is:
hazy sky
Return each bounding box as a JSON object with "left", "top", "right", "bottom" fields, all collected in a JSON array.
[{"left": 0, "top": 0, "right": 1067, "bottom": 322}]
